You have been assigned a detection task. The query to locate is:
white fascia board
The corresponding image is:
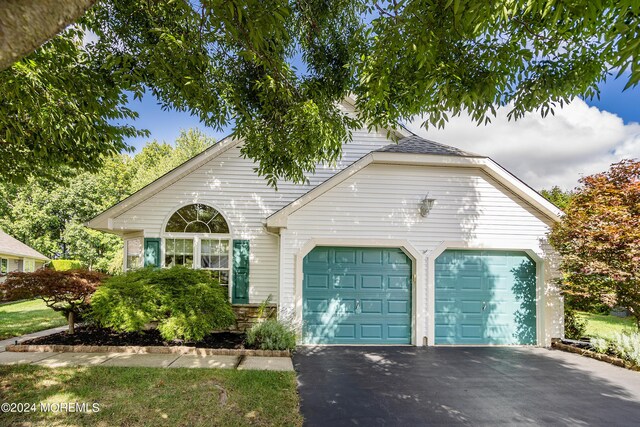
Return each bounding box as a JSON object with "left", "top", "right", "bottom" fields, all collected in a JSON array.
[
  {"left": 480, "top": 159, "right": 563, "bottom": 221},
  {"left": 86, "top": 135, "right": 242, "bottom": 231}
]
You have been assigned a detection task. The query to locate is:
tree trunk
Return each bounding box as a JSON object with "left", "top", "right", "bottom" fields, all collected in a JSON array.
[
  {"left": 0, "top": 0, "right": 97, "bottom": 70},
  {"left": 68, "top": 311, "right": 75, "bottom": 335}
]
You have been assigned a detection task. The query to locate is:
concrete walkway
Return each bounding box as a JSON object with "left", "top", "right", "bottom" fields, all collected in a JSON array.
[
  {"left": 0, "top": 328, "right": 293, "bottom": 371},
  {"left": 0, "top": 351, "right": 293, "bottom": 370},
  {"left": 0, "top": 325, "right": 68, "bottom": 352}
]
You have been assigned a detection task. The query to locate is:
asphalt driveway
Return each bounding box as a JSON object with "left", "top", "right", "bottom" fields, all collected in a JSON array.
[{"left": 293, "top": 346, "right": 640, "bottom": 426}]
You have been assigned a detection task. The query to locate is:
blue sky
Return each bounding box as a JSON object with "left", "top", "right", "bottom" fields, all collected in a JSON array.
[{"left": 123, "top": 77, "right": 640, "bottom": 152}]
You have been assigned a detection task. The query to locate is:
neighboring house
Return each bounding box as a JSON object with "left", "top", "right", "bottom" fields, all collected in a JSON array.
[
  {"left": 0, "top": 229, "right": 49, "bottom": 281},
  {"left": 88, "top": 99, "right": 563, "bottom": 347}
]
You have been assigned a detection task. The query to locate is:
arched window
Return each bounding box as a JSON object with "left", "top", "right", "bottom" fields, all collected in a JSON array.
[
  {"left": 165, "top": 204, "right": 229, "bottom": 234},
  {"left": 162, "top": 204, "right": 231, "bottom": 285}
]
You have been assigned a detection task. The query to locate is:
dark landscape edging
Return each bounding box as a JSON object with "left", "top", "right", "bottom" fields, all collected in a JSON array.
[
  {"left": 6, "top": 344, "right": 290, "bottom": 357},
  {"left": 551, "top": 339, "right": 640, "bottom": 372}
]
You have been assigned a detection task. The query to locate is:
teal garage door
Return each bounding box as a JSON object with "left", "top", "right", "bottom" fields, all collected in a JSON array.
[
  {"left": 435, "top": 250, "right": 537, "bottom": 345},
  {"left": 303, "top": 247, "right": 412, "bottom": 344}
]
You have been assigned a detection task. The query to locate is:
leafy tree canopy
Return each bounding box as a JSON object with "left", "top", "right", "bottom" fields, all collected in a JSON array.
[
  {"left": 1, "top": 0, "right": 639, "bottom": 185},
  {"left": 540, "top": 186, "right": 574, "bottom": 211},
  {"left": 549, "top": 160, "right": 640, "bottom": 327}
]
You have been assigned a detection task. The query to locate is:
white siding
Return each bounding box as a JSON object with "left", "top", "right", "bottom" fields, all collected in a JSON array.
[
  {"left": 111, "top": 128, "right": 396, "bottom": 303},
  {"left": 281, "top": 163, "right": 562, "bottom": 345}
]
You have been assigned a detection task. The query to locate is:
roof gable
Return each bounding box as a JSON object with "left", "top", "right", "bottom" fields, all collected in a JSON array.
[
  {"left": 266, "top": 144, "right": 562, "bottom": 228},
  {"left": 0, "top": 229, "right": 49, "bottom": 260}
]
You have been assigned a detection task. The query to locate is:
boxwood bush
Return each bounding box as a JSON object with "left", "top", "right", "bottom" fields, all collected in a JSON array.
[
  {"left": 91, "top": 267, "right": 235, "bottom": 341},
  {"left": 246, "top": 319, "right": 296, "bottom": 351},
  {"left": 50, "top": 259, "right": 84, "bottom": 271}
]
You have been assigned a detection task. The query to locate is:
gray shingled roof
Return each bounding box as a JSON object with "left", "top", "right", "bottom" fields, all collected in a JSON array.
[
  {"left": 0, "top": 229, "right": 49, "bottom": 261},
  {"left": 377, "top": 135, "right": 481, "bottom": 157}
]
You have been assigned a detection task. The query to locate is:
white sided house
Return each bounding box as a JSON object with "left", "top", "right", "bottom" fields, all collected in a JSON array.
[
  {"left": 0, "top": 229, "right": 49, "bottom": 281},
  {"left": 88, "top": 108, "right": 564, "bottom": 347}
]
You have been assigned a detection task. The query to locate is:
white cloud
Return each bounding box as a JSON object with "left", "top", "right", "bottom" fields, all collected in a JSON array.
[{"left": 406, "top": 99, "right": 640, "bottom": 191}]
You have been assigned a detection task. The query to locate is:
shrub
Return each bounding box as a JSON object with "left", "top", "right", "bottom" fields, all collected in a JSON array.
[
  {"left": 91, "top": 267, "right": 235, "bottom": 341},
  {"left": 564, "top": 306, "right": 587, "bottom": 339},
  {"left": 588, "top": 332, "right": 640, "bottom": 366},
  {"left": 0, "top": 269, "right": 106, "bottom": 334},
  {"left": 591, "top": 337, "right": 609, "bottom": 354},
  {"left": 609, "top": 332, "right": 640, "bottom": 366},
  {"left": 246, "top": 319, "right": 296, "bottom": 351},
  {"left": 50, "top": 259, "right": 84, "bottom": 271}
]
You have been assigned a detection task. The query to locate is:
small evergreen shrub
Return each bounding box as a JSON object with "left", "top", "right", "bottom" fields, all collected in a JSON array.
[
  {"left": 50, "top": 259, "right": 84, "bottom": 271},
  {"left": 564, "top": 306, "right": 587, "bottom": 339},
  {"left": 246, "top": 319, "right": 296, "bottom": 351},
  {"left": 91, "top": 267, "right": 235, "bottom": 341}
]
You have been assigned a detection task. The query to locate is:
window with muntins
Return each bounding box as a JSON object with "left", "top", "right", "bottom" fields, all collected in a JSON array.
[
  {"left": 163, "top": 204, "right": 231, "bottom": 283},
  {"left": 165, "top": 204, "right": 229, "bottom": 233},
  {"left": 165, "top": 238, "right": 194, "bottom": 268}
]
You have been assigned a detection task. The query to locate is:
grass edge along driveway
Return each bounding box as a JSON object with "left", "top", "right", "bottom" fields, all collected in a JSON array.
[{"left": 0, "top": 365, "right": 302, "bottom": 427}]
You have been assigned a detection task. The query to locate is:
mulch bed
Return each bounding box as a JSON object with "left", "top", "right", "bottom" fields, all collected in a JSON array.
[{"left": 21, "top": 326, "right": 252, "bottom": 349}]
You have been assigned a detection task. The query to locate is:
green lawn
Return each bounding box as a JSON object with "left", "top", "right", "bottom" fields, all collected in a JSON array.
[
  {"left": 577, "top": 311, "right": 637, "bottom": 340},
  {"left": 0, "top": 299, "right": 67, "bottom": 340},
  {"left": 0, "top": 365, "right": 302, "bottom": 427}
]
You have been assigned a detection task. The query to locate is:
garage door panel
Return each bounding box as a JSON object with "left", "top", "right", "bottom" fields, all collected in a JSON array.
[
  {"left": 388, "top": 300, "right": 409, "bottom": 314},
  {"left": 334, "top": 324, "right": 357, "bottom": 339},
  {"left": 461, "top": 300, "right": 483, "bottom": 314},
  {"left": 334, "top": 249, "right": 357, "bottom": 264},
  {"left": 435, "top": 250, "right": 536, "bottom": 345},
  {"left": 361, "top": 299, "right": 383, "bottom": 314},
  {"left": 306, "top": 274, "right": 329, "bottom": 289},
  {"left": 387, "top": 325, "right": 411, "bottom": 339},
  {"left": 306, "top": 248, "right": 329, "bottom": 264},
  {"left": 303, "top": 247, "right": 411, "bottom": 344},
  {"left": 333, "top": 274, "right": 356, "bottom": 289},
  {"left": 388, "top": 251, "right": 410, "bottom": 265},
  {"left": 388, "top": 275, "right": 411, "bottom": 290},
  {"left": 361, "top": 250, "right": 383, "bottom": 264},
  {"left": 361, "top": 324, "right": 383, "bottom": 339},
  {"left": 361, "top": 275, "right": 384, "bottom": 289}
]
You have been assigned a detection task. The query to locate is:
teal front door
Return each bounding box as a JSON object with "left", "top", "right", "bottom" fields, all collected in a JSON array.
[
  {"left": 303, "top": 247, "right": 412, "bottom": 344},
  {"left": 435, "top": 250, "right": 537, "bottom": 345}
]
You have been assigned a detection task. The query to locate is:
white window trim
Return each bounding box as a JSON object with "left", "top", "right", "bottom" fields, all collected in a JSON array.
[
  {"left": 124, "top": 237, "right": 143, "bottom": 271},
  {"left": 161, "top": 233, "right": 233, "bottom": 287},
  {"left": 0, "top": 257, "right": 8, "bottom": 275}
]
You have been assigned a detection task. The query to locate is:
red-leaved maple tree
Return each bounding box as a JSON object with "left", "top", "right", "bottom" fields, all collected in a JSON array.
[
  {"left": 1, "top": 269, "right": 106, "bottom": 334},
  {"left": 549, "top": 159, "right": 640, "bottom": 327}
]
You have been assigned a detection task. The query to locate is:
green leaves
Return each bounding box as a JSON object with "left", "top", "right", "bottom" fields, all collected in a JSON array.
[
  {"left": 0, "top": 27, "right": 145, "bottom": 184},
  {"left": 1, "top": 0, "right": 637, "bottom": 186}
]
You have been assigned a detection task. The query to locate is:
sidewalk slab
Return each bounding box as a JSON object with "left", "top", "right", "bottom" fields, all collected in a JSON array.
[
  {"left": 0, "top": 351, "right": 57, "bottom": 365},
  {"left": 238, "top": 356, "right": 294, "bottom": 371},
  {"left": 33, "top": 352, "right": 114, "bottom": 368},
  {"left": 101, "top": 353, "right": 179, "bottom": 368},
  {"left": 169, "top": 354, "right": 238, "bottom": 369}
]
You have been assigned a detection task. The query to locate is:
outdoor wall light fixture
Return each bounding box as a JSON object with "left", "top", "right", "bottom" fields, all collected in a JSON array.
[{"left": 419, "top": 194, "right": 436, "bottom": 217}]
